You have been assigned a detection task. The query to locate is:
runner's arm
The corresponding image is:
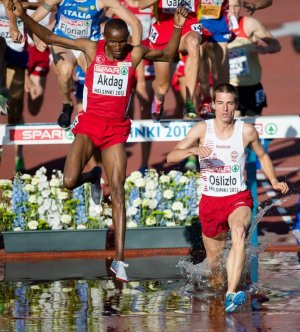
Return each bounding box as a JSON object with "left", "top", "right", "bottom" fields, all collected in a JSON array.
[
  {"left": 134, "top": 7, "right": 188, "bottom": 63},
  {"left": 139, "top": 0, "right": 157, "bottom": 10},
  {"left": 244, "top": 16, "right": 281, "bottom": 54},
  {"left": 167, "top": 122, "right": 211, "bottom": 163},
  {"left": 243, "top": 0, "right": 272, "bottom": 15},
  {"left": 246, "top": 124, "right": 289, "bottom": 194},
  {"left": 30, "top": 0, "right": 58, "bottom": 22}
]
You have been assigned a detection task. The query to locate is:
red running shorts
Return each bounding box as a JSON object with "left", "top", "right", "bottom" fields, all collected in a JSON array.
[
  {"left": 27, "top": 44, "right": 50, "bottom": 77},
  {"left": 72, "top": 111, "right": 131, "bottom": 150},
  {"left": 199, "top": 190, "right": 253, "bottom": 238}
]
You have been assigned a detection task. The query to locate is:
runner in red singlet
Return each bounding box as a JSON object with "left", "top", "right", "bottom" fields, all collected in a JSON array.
[{"left": 8, "top": 0, "right": 188, "bottom": 282}]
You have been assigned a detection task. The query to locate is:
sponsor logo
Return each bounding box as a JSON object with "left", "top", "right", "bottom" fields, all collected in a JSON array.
[
  {"left": 78, "top": 6, "right": 88, "bottom": 12},
  {"left": 232, "top": 164, "right": 239, "bottom": 172},
  {"left": 206, "top": 165, "right": 231, "bottom": 173},
  {"left": 254, "top": 123, "right": 262, "bottom": 135},
  {"left": 265, "top": 123, "right": 277, "bottom": 135},
  {"left": 10, "top": 129, "right": 64, "bottom": 141},
  {"left": 95, "top": 65, "right": 120, "bottom": 74}
]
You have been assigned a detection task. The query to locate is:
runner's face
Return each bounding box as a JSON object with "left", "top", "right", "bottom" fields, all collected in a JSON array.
[
  {"left": 228, "top": 0, "right": 241, "bottom": 18},
  {"left": 212, "top": 92, "right": 237, "bottom": 123},
  {"left": 105, "top": 28, "right": 128, "bottom": 60}
]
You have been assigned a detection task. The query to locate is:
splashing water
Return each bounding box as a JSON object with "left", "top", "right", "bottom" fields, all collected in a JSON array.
[
  {"left": 246, "top": 197, "right": 289, "bottom": 244},
  {"left": 177, "top": 197, "right": 290, "bottom": 293}
]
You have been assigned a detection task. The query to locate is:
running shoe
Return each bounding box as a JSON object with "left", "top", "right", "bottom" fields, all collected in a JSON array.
[
  {"left": 184, "top": 155, "right": 197, "bottom": 171},
  {"left": 183, "top": 100, "right": 198, "bottom": 118},
  {"left": 57, "top": 103, "right": 74, "bottom": 129},
  {"left": 198, "top": 97, "right": 214, "bottom": 119},
  {"left": 224, "top": 291, "right": 247, "bottom": 313},
  {"left": 110, "top": 260, "right": 129, "bottom": 282},
  {"left": 151, "top": 97, "right": 164, "bottom": 120},
  {"left": 0, "top": 88, "right": 9, "bottom": 116},
  {"left": 15, "top": 157, "right": 25, "bottom": 173},
  {"left": 90, "top": 166, "right": 102, "bottom": 205}
]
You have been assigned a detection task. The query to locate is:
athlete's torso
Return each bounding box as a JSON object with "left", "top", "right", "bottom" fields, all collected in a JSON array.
[
  {"left": 229, "top": 16, "right": 262, "bottom": 86},
  {"left": 53, "top": 0, "right": 105, "bottom": 40},
  {"left": 199, "top": 119, "right": 247, "bottom": 197},
  {"left": 83, "top": 40, "right": 135, "bottom": 119}
]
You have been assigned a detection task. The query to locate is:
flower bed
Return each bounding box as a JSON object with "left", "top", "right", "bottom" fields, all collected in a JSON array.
[{"left": 0, "top": 167, "right": 201, "bottom": 232}]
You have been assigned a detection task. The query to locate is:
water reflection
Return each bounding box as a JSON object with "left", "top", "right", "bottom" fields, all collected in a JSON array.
[{"left": 0, "top": 252, "right": 299, "bottom": 331}]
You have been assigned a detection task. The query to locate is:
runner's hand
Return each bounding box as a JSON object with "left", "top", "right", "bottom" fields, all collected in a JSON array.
[
  {"left": 174, "top": 6, "right": 188, "bottom": 27},
  {"left": 191, "top": 146, "right": 212, "bottom": 158},
  {"left": 7, "top": 0, "right": 25, "bottom": 17},
  {"left": 271, "top": 180, "right": 289, "bottom": 195}
]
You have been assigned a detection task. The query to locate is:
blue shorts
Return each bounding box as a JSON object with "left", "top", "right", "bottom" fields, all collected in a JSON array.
[
  {"left": 5, "top": 46, "right": 28, "bottom": 69},
  {"left": 200, "top": 15, "right": 231, "bottom": 43}
]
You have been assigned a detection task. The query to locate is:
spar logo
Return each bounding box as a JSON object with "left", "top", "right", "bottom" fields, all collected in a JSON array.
[
  {"left": 9, "top": 128, "right": 65, "bottom": 141},
  {"left": 232, "top": 164, "right": 239, "bottom": 172},
  {"left": 95, "top": 65, "right": 120, "bottom": 74},
  {"left": 265, "top": 123, "right": 277, "bottom": 135}
]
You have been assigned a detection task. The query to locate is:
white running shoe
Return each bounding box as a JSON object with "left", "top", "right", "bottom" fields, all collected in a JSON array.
[{"left": 110, "top": 260, "right": 129, "bottom": 282}]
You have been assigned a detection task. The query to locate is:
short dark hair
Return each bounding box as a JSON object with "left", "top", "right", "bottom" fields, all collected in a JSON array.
[
  {"left": 213, "top": 83, "right": 239, "bottom": 103},
  {"left": 104, "top": 19, "right": 129, "bottom": 38}
]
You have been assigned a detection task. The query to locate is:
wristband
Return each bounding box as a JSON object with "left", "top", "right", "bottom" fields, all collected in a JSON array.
[{"left": 174, "top": 24, "right": 183, "bottom": 29}]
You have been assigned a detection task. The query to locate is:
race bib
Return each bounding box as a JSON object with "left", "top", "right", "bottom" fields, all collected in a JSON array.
[
  {"left": 149, "top": 25, "right": 159, "bottom": 43},
  {"left": 161, "top": 0, "right": 196, "bottom": 13},
  {"left": 229, "top": 48, "right": 249, "bottom": 78},
  {"left": 57, "top": 15, "right": 92, "bottom": 39},
  {"left": 199, "top": 0, "right": 222, "bottom": 19},
  {"left": 92, "top": 65, "right": 129, "bottom": 96},
  {"left": 0, "top": 19, "right": 25, "bottom": 51},
  {"left": 191, "top": 23, "right": 202, "bottom": 34}
]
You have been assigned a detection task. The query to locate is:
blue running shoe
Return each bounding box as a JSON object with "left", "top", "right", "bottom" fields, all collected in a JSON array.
[
  {"left": 110, "top": 260, "right": 129, "bottom": 282},
  {"left": 90, "top": 166, "right": 102, "bottom": 205},
  {"left": 224, "top": 291, "right": 247, "bottom": 313}
]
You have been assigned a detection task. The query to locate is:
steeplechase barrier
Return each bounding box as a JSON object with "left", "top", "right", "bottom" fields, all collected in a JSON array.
[{"left": 0, "top": 115, "right": 299, "bottom": 246}]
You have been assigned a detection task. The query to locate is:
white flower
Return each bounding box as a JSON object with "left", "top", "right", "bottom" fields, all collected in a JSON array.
[
  {"left": 163, "top": 209, "right": 173, "bottom": 219},
  {"left": 148, "top": 199, "right": 158, "bottom": 209},
  {"left": 50, "top": 178, "right": 60, "bottom": 187},
  {"left": 132, "top": 198, "right": 142, "bottom": 207},
  {"left": 104, "top": 207, "right": 112, "bottom": 217},
  {"left": 0, "top": 179, "right": 12, "bottom": 188},
  {"left": 41, "top": 189, "right": 51, "bottom": 198},
  {"left": 28, "top": 220, "right": 38, "bottom": 230},
  {"left": 2, "top": 190, "right": 12, "bottom": 198},
  {"left": 168, "top": 170, "right": 180, "bottom": 178},
  {"left": 145, "top": 215, "right": 156, "bottom": 226},
  {"left": 159, "top": 175, "right": 170, "bottom": 184},
  {"left": 145, "top": 180, "right": 157, "bottom": 191},
  {"left": 179, "top": 176, "right": 189, "bottom": 185},
  {"left": 61, "top": 214, "right": 72, "bottom": 224},
  {"left": 163, "top": 189, "right": 174, "bottom": 199},
  {"left": 130, "top": 171, "right": 143, "bottom": 180},
  {"left": 166, "top": 221, "right": 176, "bottom": 227},
  {"left": 144, "top": 189, "right": 157, "bottom": 199},
  {"left": 172, "top": 201, "right": 183, "bottom": 211},
  {"left": 127, "top": 221, "right": 138, "bottom": 228},
  {"left": 103, "top": 218, "right": 113, "bottom": 227},
  {"left": 31, "top": 177, "right": 39, "bottom": 186},
  {"left": 13, "top": 227, "right": 23, "bottom": 231},
  {"left": 77, "top": 224, "right": 87, "bottom": 229},
  {"left": 135, "top": 177, "right": 145, "bottom": 188},
  {"left": 178, "top": 208, "right": 188, "bottom": 220},
  {"left": 29, "top": 195, "right": 37, "bottom": 204},
  {"left": 20, "top": 174, "right": 31, "bottom": 180},
  {"left": 127, "top": 206, "right": 138, "bottom": 217},
  {"left": 142, "top": 198, "right": 150, "bottom": 207},
  {"left": 24, "top": 184, "right": 35, "bottom": 192},
  {"left": 57, "top": 191, "right": 69, "bottom": 200}
]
